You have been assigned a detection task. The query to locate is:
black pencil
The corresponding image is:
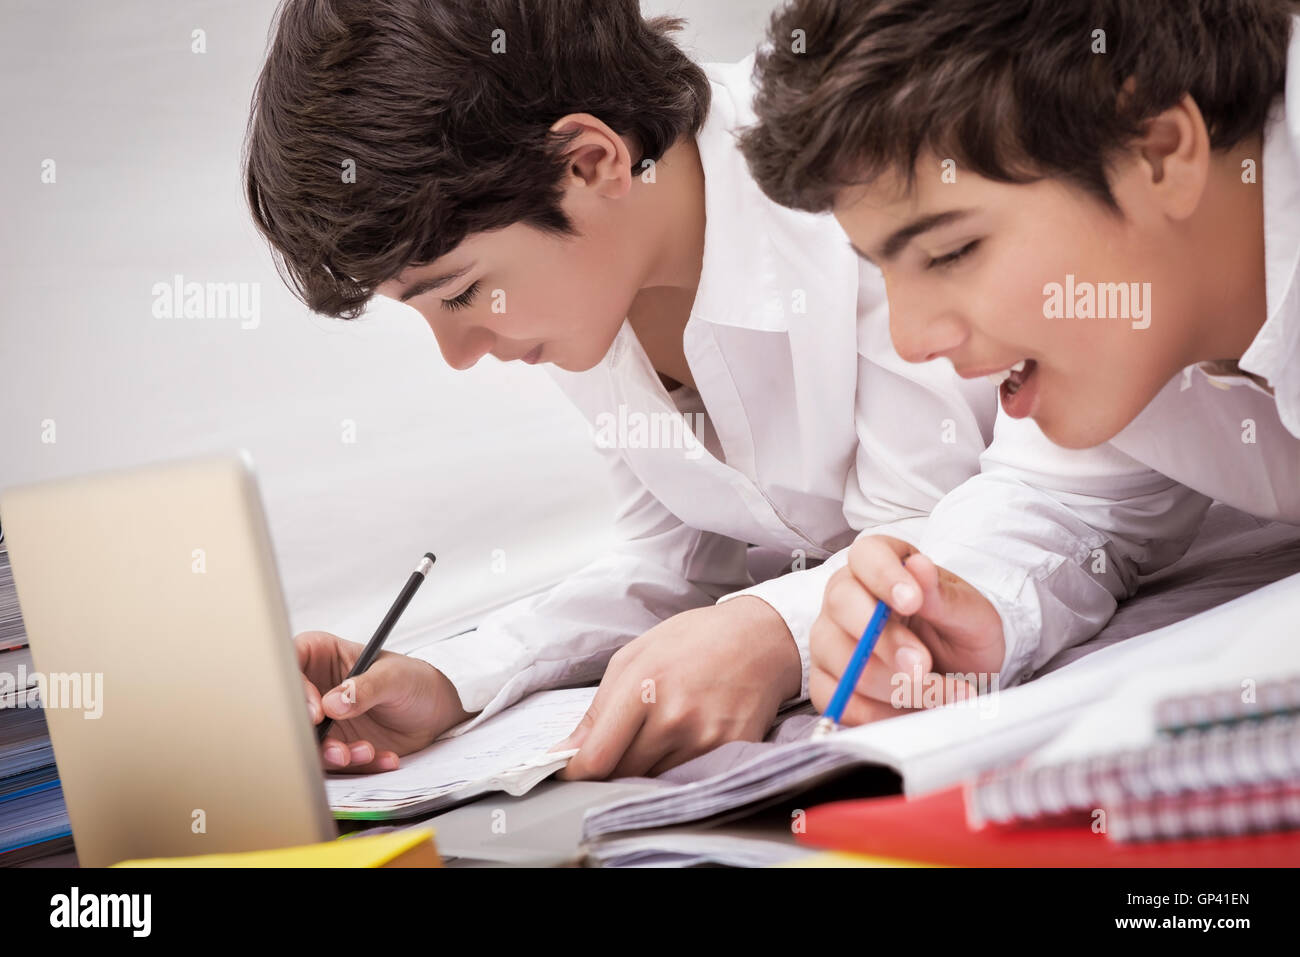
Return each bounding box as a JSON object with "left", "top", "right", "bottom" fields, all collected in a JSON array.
[{"left": 315, "top": 552, "right": 436, "bottom": 744}]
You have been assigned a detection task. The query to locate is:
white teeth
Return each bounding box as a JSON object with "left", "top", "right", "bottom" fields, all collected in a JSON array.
[{"left": 988, "top": 360, "right": 1028, "bottom": 386}]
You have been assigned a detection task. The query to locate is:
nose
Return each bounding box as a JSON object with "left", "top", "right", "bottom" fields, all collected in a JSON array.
[
  {"left": 885, "top": 280, "right": 968, "bottom": 365},
  {"left": 426, "top": 316, "right": 494, "bottom": 371}
]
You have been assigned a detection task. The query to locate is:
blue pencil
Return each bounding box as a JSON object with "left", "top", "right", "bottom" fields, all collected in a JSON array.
[{"left": 813, "top": 601, "right": 892, "bottom": 738}]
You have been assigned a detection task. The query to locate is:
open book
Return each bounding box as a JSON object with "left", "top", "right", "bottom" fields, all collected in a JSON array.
[{"left": 579, "top": 571, "right": 1300, "bottom": 848}]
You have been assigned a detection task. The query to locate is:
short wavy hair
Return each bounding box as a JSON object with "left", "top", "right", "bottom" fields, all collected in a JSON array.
[
  {"left": 243, "top": 0, "right": 710, "bottom": 319},
  {"left": 741, "top": 0, "right": 1296, "bottom": 213}
]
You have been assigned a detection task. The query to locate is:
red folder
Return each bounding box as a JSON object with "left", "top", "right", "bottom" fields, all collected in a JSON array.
[{"left": 799, "top": 786, "right": 1300, "bottom": 866}]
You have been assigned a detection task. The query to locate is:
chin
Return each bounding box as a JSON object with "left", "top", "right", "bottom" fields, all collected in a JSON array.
[
  {"left": 560, "top": 334, "right": 624, "bottom": 373},
  {"left": 1036, "top": 404, "right": 1129, "bottom": 451},
  {"left": 550, "top": 351, "right": 597, "bottom": 373},
  {"left": 545, "top": 352, "right": 574, "bottom": 372}
]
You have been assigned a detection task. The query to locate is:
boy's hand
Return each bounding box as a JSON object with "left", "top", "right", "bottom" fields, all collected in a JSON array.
[
  {"left": 552, "top": 597, "right": 801, "bottom": 780},
  {"left": 295, "top": 630, "right": 473, "bottom": 774},
  {"left": 809, "top": 536, "right": 1005, "bottom": 726}
]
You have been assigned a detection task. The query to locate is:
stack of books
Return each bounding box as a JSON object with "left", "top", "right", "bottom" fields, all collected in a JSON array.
[{"left": 0, "top": 524, "right": 73, "bottom": 865}]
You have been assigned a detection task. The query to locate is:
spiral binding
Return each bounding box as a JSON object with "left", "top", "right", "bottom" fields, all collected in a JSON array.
[
  {"left": 969, "top": 709, "right": 1300, "bottom": 842},
  {"left": 1108, "top": 781, "right": 1300, "bottom": 843},
  {"left": 1156, "top": 675, "right": 1300, "bottom": 732}
]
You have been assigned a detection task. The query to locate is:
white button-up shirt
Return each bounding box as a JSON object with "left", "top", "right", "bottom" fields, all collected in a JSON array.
[{"left": 410, "top": 57, "right": 1209, "bottom": 733}]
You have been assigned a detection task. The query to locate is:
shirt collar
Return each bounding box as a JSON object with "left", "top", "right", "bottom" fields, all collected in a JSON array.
[
  {"left": 1237, "top": 15, "right": 1300, "bottom": 435},
  {"left": 689, "top": 56, "right": 793, "bottom": 332}
]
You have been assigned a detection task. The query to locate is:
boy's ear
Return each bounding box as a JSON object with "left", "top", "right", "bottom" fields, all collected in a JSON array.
[
  {"left": 550, "top": 113, "right": 634, "bottom": 200},
  {"left": 1132, "top": 93, "right": 1211, "bottom": 221}
]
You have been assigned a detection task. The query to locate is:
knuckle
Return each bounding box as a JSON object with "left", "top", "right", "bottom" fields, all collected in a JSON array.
[
  {"left": 655, "top": 699, "right": 690, "bottom": 733},
  {"left": 851, "top": 534, "right": 886, "bottom": 564},
  {"left": 849, "top": 534, "right": 875, "bottom": 559},
  {"left": 824, "top": 575, "right": 858, "bottom": 622},
  {"left": 822, "top": 565, "right": 850, "bottom": 600},
  {"left": 296, "top": 630, "right": 331, "bottom": 649},
  {"left": 608, "top": 643, "right": 633, "bottom": 670},
  {"left": 580, "top": 742, "right": 618, "bottom": 779}
]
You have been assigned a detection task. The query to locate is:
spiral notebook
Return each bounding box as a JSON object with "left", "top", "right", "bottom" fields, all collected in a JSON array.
[{"left": 967, "top": 627, "right": 1300, "bottom": 842}]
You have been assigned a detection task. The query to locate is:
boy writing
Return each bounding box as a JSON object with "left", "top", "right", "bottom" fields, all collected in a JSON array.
[
  {"left": 742, "top": 0, "right": 1300, "bottom": 721},
  {"left": 245, "top": 0, "right": 1205, "bottom": 773}
]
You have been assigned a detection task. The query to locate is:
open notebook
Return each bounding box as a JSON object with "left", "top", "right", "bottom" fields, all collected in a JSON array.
[
  {"left": 579, "top": 571, "right": 1300, "bottom": 846},
  {"left": 326, "top": 686, "right": 591, "bottom": 819}
]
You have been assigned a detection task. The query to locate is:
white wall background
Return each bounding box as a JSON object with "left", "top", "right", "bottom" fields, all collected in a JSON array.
[{"left": 0, "top": 0, "right": 781, "bottom": 647}]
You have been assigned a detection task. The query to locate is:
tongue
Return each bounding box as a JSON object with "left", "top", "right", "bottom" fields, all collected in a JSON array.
[{"left": 1005, "top": 359, "right": 1036, "bottom": 391}]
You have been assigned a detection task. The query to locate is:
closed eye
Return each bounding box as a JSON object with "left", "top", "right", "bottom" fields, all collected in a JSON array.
[
  {"left": 442, "top": 280, "right": 480, "bottom": 312},
  {"left": 926, "top": 239, "right": 981, "bottom": 270}
]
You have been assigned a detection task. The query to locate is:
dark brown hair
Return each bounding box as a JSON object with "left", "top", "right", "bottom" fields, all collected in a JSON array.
[
  {"left": 741, "top": 0, "right": 1297, "bottom": 212},
  {"left": 243, "top": 0, "right": 710, "bottom": 319}
]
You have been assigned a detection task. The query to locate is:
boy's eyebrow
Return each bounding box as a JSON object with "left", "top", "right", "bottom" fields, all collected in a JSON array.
[
  {"left": 399, "top": 265, "right": 472, "bottom": 302},
  {"left": 854, "top": 209, "right": 976, "bottom": 265}
]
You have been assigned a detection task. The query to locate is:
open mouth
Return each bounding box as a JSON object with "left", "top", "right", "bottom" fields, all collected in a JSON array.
[{"left": 987, "top": 359, "right": 1040, "bottom": 418}]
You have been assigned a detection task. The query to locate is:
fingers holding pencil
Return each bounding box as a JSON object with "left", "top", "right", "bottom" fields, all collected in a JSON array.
[
  {"left": 810, "top": 535, "right": 1005, "bottom": 728},
  {"left": 294, "top": 629, "right": 471, "bottom": 772},
  {"left": 289, "top": 552, "right": 475, "bottom": 773}
]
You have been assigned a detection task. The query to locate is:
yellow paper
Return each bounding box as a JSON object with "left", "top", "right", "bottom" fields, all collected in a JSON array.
[
  {"left": 111, "top": 827, "right": 436, "bottom": 868},
  {"left": 776, "top": 850, "right": 935, "bottom": 867}
]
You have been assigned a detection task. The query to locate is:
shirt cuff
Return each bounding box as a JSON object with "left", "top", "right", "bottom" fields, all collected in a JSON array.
[
  {"left": 920, "top": 539, "right": 1037, "bottom": 688},
  {"left": 716, "top": 516, "right": 932, "bottom": 705},
  {"left": 717, "top": 555, "right": 845, "bottom": 705},
  {"left": 403, "top": 625, "right": 601, "bottom": 739},
  {"left": 922, "top": 531, "right": 1117, "bottom": 690}
]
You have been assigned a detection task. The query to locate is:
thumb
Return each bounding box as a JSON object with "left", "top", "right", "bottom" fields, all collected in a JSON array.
[
  {"left": 551, "top": 708, "right": 595, "bottom": 754},
  {"left": 905, "top": 553, "right": 947, "bottom": 619},
  {"left": 321, "top": 671, "right": 386, "bottom": 721}
]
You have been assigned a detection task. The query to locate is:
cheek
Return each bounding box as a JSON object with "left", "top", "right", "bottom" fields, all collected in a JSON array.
[
  {"left": 995, "top": 218, "right": 1132, "bottom": 367},
  {"left": 961, "top": 241, "right": 1070, "bottom": 354},
  {"left": 557, "top": 233, "right": 642, "bottom": 331},
  {"left": 487, "top": 260, "right": 634, "bottom": 350}
]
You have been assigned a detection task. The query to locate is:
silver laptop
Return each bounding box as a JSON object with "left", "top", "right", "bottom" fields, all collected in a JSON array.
[{"left": 0, "top": 452, "right": 336, "bottom": 866}]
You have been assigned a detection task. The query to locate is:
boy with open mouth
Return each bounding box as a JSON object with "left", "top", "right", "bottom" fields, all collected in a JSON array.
[
  {"left": 246, "top": 0, "right": 1207, "bottom": 770},
  {"left": 743, "top": 0, "right": 1300, "bottom": 722}
]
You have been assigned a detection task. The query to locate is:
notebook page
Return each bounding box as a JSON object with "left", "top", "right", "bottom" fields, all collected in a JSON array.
[
  {"left": 326, "top": 686, "right": 594, "bottom": 810},
  {"left": 823, "top": 662, "right": 1112, "bottom": 795},
  {"left": 1027, "top": 572, "right": 1300, "bottom": 766}
]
